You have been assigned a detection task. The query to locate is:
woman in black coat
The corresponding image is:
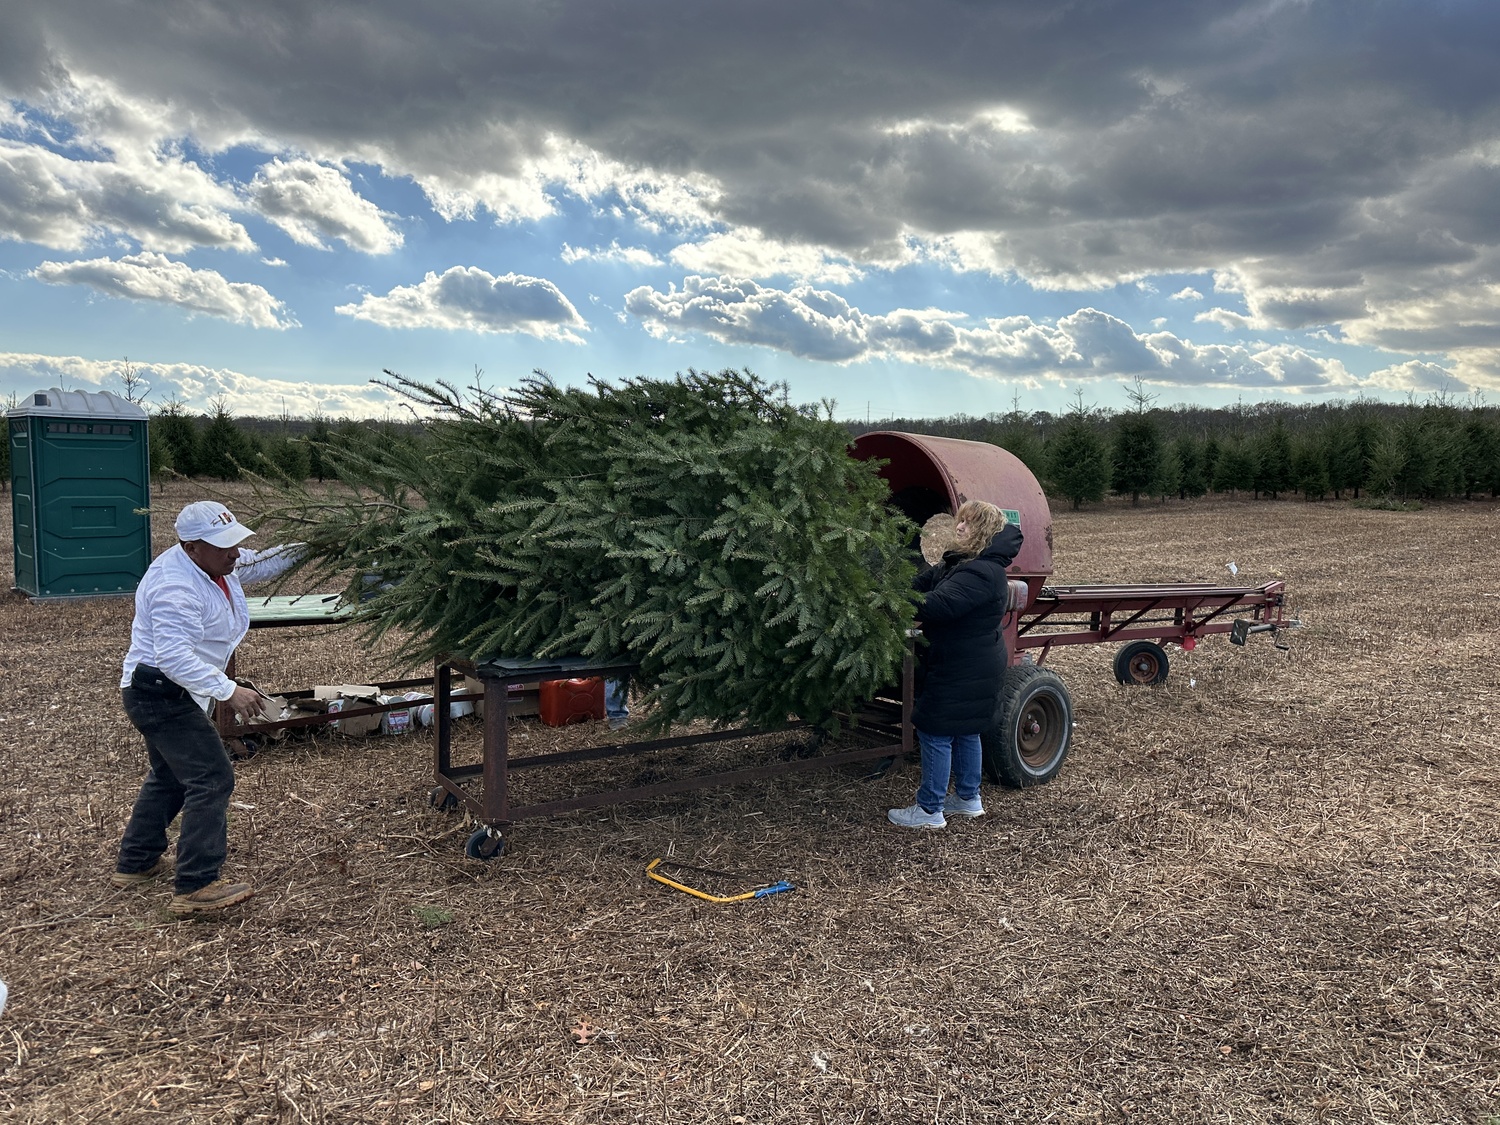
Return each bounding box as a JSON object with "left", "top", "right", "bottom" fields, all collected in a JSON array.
[{"left": 889, "top": 500, "right": 1023, "bottom": 829}]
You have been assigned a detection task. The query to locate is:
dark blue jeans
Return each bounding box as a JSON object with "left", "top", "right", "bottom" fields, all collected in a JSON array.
[
  {"left": 914, "top": 728, "right": 983, "bottom": 814},
  {"left": 118, "top": 673, "right": 235, "bottom": 894}
]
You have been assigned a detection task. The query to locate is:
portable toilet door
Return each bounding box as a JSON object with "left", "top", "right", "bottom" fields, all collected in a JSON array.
[{"left": 7, "top": 388, "right": 152, "bottom": 598}]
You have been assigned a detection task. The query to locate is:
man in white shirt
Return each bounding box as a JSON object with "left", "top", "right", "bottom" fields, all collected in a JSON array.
[{"left": 114, "top": 501, "right": 299, "bottom": 916}]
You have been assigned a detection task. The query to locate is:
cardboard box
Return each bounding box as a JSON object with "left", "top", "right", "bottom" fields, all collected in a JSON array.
[
  {"left": 313, "top": 684, "right": 381, "bottom": 701},
  {"left": 314, "top": 684, "right": 384, "bottom": 737},
  {"left": 230, "top": 680, "right": 293, "bottom": 740},
  {"left": 457, "top": 675, "right": 543, "bottom": 718},
  {"left": 458, "top": 676, "right": 486, "bottom": 720}
]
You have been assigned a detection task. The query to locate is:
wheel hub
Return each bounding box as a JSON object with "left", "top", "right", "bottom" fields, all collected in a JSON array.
[{"left": 1017, "top": 699, "right": 1061, "bottom": 764}]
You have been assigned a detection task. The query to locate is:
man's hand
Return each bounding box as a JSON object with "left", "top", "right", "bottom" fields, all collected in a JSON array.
[{"left": 229, "top": 684, "right": 274, "bottom": 720}]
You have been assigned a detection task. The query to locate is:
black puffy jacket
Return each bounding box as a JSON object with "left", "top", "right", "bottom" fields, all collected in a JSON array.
[{"left": 911, "top": 523, "right": 1024, "bottom": 735}]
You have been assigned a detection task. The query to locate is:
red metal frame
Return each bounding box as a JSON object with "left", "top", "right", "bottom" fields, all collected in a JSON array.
[{"left": 1009, "top": 580, "right": 1287, "bottom": 664}]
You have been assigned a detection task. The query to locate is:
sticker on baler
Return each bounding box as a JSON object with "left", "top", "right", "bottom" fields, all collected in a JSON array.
[{"left": 1002, "top": 508, "right": 1021, "bottom": 527}]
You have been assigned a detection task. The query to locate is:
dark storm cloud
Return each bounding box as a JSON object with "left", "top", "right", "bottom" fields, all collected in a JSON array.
[{"left": 4, "top": 0, "right": 1500, "bottom": 379}]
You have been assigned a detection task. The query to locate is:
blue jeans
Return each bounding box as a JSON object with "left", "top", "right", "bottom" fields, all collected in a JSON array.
[
  {"left": 915, "top": 729, "right": 982, "bottom": 813},
  {"left": 118, "top": 677, "right": 236, "bottom": 894},
  {"left": 605, "top": 679, "right": 629, "bottom": 721}
]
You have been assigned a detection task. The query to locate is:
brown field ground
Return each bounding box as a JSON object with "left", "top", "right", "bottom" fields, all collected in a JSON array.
[{"left": 1, "top": 481, "right": 1497, "bottom": 1124}]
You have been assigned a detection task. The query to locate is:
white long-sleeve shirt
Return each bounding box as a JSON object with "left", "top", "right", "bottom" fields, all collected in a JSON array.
[{"left": 119, "top": 543, "right": 301, "bottom": 711}]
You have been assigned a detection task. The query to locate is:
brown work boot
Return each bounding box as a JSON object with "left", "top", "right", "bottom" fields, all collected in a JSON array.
[
  {"left": 110, "top": 856, "right": 173, "bottom": 888},
  {"left": 167, "top": 878, "right": 254, "bottom": 916}
]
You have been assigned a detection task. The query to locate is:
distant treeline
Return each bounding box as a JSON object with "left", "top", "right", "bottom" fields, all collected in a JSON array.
[
  {"left": 140, "top": 403, "right": 425, "bottom": 486},
  {"left": 849, "top": 393, "right": 1500, "bottom": 508},
  {"left": 6, "top": 391, "right": 1497, "bottom": 509}
]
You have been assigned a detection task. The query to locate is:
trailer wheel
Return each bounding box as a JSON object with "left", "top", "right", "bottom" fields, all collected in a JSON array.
[
  {"left": 1113, "top": 641, "right": 1170, "bottom": 686},
  {"left": 465, "top": 826, "right": 506, "bottom": 861},
  {"left": 428, "top": 785, "right": 458, "bottom": 812},
  {"left": 983, "top": 665, "right": 1073, "bottom": 788}
]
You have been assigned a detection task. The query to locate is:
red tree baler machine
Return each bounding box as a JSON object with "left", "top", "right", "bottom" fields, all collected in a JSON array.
[{"left": 850, "top": 431, "right": 1291, "bottom": 789}]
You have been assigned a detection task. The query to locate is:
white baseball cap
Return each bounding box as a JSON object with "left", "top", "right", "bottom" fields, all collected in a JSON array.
[{"left": 175, "top": 501, "right": 256, "bottom": 548}]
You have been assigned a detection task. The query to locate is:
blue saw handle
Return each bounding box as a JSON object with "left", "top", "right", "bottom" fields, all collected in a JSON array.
[{"left": 752, "top": 881, "right": 795, "bottom": 898}]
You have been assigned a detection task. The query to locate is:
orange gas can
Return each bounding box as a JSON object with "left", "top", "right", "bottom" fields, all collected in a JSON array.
[{"left": 538, "top": 677, "right": 606, "bottom": 726}]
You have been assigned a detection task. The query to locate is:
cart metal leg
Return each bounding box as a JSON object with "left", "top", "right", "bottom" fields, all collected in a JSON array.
[
  {"left": 428, "top": 654, "right": 912, "bottom": 859},
  {"left": 482, "top": 674, "right": 510, "bottom": 825}
]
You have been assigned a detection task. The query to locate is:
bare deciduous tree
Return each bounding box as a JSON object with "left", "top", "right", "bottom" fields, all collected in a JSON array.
[{"left": 118, "top": 358, "right": 151, "bottom": 404}]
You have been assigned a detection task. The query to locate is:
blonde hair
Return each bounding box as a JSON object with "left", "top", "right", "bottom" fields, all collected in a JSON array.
[{"left": 951, "top": 500, "right": 1008, "bottom": 560}]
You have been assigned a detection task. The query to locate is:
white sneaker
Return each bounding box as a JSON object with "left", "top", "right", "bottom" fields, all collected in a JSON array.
[
  {"left": 943, "top": 794, "right": 986, "bottom": 818},
  {"left": 887, "top": 804, "right": 946, "bottom": 829}
]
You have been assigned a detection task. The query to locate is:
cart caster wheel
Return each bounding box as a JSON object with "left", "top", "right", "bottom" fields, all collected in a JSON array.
[
  {"left": 465, "top": 826, "right": 506, "bottom": 861},
  {"left": 1113, "top": 640, "right": 1170, "bottom": 685},
  {"left": 428, "top": 785, "right": 459, "bottom": 812}
]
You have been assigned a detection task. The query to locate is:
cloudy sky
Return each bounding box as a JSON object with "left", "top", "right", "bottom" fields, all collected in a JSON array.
[{"left": 2, "top": 0, "right": 1498, "bottom": 420}]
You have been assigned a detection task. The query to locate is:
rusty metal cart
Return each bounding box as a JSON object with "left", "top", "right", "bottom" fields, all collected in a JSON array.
[{"left": 427, "top": 653, "right": 915, "bottom": 859}]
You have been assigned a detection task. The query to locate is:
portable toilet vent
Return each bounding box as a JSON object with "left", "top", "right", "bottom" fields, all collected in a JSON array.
[{"left": 7, "top": 388, "right": 152, "bottom": 598}]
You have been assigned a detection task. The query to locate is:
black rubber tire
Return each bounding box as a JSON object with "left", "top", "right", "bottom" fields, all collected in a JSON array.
[
  {"left": 1112, "top": 640, "right": 1170, "bottom": 686},
  {"left": 428, "top": 785, "right": 459, "bottom": 812},
  {"left": 982, "top": 665, "right": 1073, "bottom": 788},
  {"left": 465, "top": 827, "right": 506, "bottom": 861}
]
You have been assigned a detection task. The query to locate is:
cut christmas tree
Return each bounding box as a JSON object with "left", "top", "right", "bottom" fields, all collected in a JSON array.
[{"left": 253, "top": 369, "right": 918, "bottom": 731}]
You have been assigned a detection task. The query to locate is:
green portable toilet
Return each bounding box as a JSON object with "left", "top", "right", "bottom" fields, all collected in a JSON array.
[{"left": 8, "top": 388, "right": 152, "bottom": 598}]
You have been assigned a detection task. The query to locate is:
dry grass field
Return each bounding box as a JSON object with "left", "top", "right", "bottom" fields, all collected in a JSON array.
[{"left": 1, "top": 480, "right": 1497, "bottom": 1124}]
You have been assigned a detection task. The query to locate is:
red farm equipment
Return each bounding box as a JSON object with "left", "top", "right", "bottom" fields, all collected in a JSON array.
[{"left": 848, "top": 431, "right": 1291, "bottom": 790}]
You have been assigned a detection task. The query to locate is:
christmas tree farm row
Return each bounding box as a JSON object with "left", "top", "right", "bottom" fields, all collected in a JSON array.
[{"left": 850, "top": 394, "right": 1500, "bottom": 509}]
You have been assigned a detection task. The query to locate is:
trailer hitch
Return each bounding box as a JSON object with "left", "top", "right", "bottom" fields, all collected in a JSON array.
[{"left": 1230, "top": 617, "right": 1301, "bottom": 651}]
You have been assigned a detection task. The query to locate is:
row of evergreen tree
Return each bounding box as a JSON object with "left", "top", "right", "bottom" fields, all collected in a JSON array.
[
  {"left": 5, "top": 386, "right": 1499, "bottom": 508},
  {"left": 143, "top": 400, "right": 423, "bottom": 485},
  {"left": 0, "top": 394, "right": 422, "bottom": 492},
  {"left": 851, "top": 387, "right": 1500, "bottom": 508}
]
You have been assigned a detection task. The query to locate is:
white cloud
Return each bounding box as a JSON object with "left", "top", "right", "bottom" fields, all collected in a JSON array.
[
  {"left": 883, "top": 105, "right": 1034, "bottom": 138},
  {"left": 32, "top": 251, "right": 296, "bottom": 328},
  {"left": 0, "top": 351, "right": 412, "bottom": 418},
  {"left": 248, "top": 158, "right": 403, "bottom": 254},
  {"left": 560, "top": 240, "right": 661, "bottom": 267},
  {"left": 1342, "top": 280, "right": 1500, "bottom": 352},
  {"left": 625, "top": 275, "right": 872, "bottom": 360},
  {"left": 626, "top": 275, "right": 1363, "bottom": 391},
  {"left": 335, "top": 265, "right": 587, "bottom": 341},
  {"left": 1195, "top": 307, "right": 1254, "bottom": 331},
  {"left": 0, "top": 138, "right": 253, "bottom": 253},
  {"left": 391, "top": 132, "right": 720, "bottom": 235},
  {"left": 669, "top": 230, "right": 865, "bottom": 285},
  {"left": 1171, "top": 287, "right": 1203, "bottom": 301},
  {"left": 1361, "top": 360, "right": 1464, "bottom": 395}
]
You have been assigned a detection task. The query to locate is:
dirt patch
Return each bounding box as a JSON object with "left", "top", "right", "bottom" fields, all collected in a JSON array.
[{"left": 1, "top": 482, "right": 1497, "bottom": 1123}]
